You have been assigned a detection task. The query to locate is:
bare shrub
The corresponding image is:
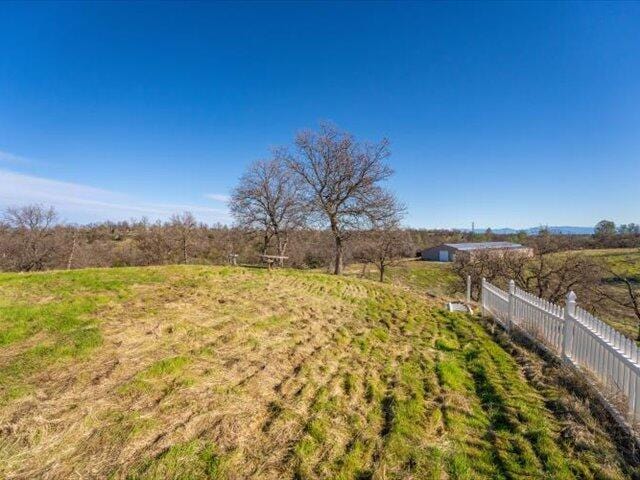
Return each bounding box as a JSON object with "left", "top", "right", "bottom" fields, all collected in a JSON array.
[{"left": 0, "top": 204, "right": 60, "bottom": 271}]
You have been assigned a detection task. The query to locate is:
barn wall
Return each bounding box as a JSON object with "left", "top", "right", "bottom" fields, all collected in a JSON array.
[
  {"left": 421, "top": 245, "right": 533, "bottom": 261},
  {"left": 421, "top": 245, "right": 458, "bottom": 261}
]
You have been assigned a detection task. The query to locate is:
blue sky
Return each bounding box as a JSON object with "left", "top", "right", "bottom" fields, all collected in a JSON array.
[{"left": 1, "top": 1, "right": 638, "bottom": 228}]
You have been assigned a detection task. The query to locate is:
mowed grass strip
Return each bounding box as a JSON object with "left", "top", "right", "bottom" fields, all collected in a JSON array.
[{"left": 0, "top": 266, "right": 636, "bottom": 479}]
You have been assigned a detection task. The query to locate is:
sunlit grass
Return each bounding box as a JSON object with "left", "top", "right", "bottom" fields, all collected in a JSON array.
[{"left": 0, "top": 265, "right": 637, "bottom": 478}]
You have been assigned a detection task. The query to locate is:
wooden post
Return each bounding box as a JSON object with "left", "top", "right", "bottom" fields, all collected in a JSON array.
[
  {"left": 507, "top": 279, "right": 515, "bottom": 331},
  {"left": 466, "top": 275, "right": 471, "bottom": 303},
  {"left": 562, "top": 290, "right": 577, "bottom": 360},
  {"left": 480, "top": 277, "right": 486, "bottom": 317}
]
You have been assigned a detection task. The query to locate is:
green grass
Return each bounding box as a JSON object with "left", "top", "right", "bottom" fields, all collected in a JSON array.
[
  {"left": 0, "top": 267, "right": 165, "bottom": 404},
  {"left": 579, "top": 248, "right": 640, "bottom": 279},
  {"left": 345, "top": 259, "right": 457, "bottom": 297},
  {"left": 126, "top": 439, "right": 226, "bottom": 480},
  {"left": 564, "top": 248, "right": 640, "bottom": 338},
  {"left": 0, "top": 265, "right": 637, "bottom": 479}
]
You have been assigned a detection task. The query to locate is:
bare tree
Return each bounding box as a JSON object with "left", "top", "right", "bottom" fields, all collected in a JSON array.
[
  {"left": 452, "top": 250, "right": 507, "bottom": 301},
  {"left": 136, "top": 220, "right": 172, "bottom": 265},
  {"left": 595, "top": 263, "right": 640, "bottom": 340},
  {"left": 1, "top": 204, "right": 59, "bottom": 271},
  {"left": 230, "top": 155, "right": 304, "bottom": 264},
  {"left": 500, "top": 233, "right": 601, "bottom": 304},
  {"left": 170, "top": 211, "right": 198, "bottom": 264},
  {"left": 505, "top": 250, "right": 602, "bottom": 304},
  {"left": 288, "top": 124, "right": 398, "bottom": 274},
  {"left": 453, "top": 241, "right": 603, "bottom": 304},
  {"left": 353, "top": 202, "right": 409, "bottom": 282}
]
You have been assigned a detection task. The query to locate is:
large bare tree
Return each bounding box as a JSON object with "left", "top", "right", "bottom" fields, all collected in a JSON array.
[
  {"left": 230, "top": 155, "right": 304, "bottom": 263},
  {"left": 1, "top": 204, "right": 59, "bottom": 271},
  {"left": 288, "top": 124, "right": 398, "bottom": 274}
]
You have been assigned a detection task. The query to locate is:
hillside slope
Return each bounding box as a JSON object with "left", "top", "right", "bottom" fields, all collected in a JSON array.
[{"left": 0, "top": 266, "right": 636, "bottom": 479}]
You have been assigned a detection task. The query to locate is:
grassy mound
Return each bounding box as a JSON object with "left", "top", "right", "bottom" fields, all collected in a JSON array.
[{"left": 0, "top": 266, "right": 636, "bottom": 479}]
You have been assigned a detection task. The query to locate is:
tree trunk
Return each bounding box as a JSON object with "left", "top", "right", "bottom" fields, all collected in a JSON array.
[
  {"left": 67, "top": 232, "right": 77, "bottom": 270},
  {"left": 334, "top": 236, "right": 343, "bottom": 275},
  {"left": 379, "top": 263, "right": 385, "bottom": 282},
  {"left": 182, "top": 236, "right": 188, "bottom": 264},
  {"left": 277, "top": 234, "right": 287, "bottom": 267}
]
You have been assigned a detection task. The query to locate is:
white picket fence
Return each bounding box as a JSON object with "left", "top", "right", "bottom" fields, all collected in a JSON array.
[{"left": 481, "top": 278, "right": 640, "bottom": 428}]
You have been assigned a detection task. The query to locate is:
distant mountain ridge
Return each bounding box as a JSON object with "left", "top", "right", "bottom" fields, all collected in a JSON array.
[{"left": 473, "top": 226, "right": 595, "bottom": 235}]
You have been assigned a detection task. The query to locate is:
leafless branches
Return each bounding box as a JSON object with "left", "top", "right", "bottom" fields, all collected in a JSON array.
[
  {"left": 595, "top": 261, "right": 640, "bottom": 340},
  {"left": 229, "top": 154, "right": 305, "bottom": 264},
  {"left": 453, "top": 246, "right": 603, "bottom": 304},
  {"left": 170, "top": 212, "right": 198, "bottom": 264},
  {"left": 287, "top": 124, "right": 399, "bottom": 274},
  {"left": 355, "top": 228, "right": 412, "bottom": 282},
  {"left": 1, "top": 204, "right": 60, "bottom": 271}
]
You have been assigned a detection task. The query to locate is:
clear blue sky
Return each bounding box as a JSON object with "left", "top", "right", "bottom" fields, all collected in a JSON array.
[{"left": 1, "top": 1, "right": 638, "bottom": 228}]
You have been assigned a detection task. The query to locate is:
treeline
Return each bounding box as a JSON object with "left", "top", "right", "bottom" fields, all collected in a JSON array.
[
  {"left": 0, "top": 206, "right": 321, "bottom": 271},
  {"left": 1, "top": 204, "right": 638, "bottom": 274},
  {"left": 457, "top": 227, "right": 640, "bottom": 250},
  {"left": 0, "top": 205, "right": 449, "bottom": 272}
]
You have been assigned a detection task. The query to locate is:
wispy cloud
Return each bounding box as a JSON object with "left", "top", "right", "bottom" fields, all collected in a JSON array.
[
  {"left": 0, "top": 168, "right": 230, "bottom": 224},
  {"left": 204, "top": 193, "right": 230, "bottom": 203},
  {"left": 0, "top": 150, "right": 35, "bottom": 165}
]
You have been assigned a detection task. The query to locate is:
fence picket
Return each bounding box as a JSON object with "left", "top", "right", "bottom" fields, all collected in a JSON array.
[{"left": 481, "top": 278, "right": 640, "bottom": 428}]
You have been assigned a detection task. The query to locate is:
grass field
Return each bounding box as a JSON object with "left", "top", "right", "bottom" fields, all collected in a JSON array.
[
  {"left": 573, "top": 248, "right": 640, "bottom": 338},
  {"left": 344, "top": 260, "right": 458, "bottom": 299},
  {"left": 0, "top": 265, "right": 638, "bottom": 479},
  {"left": 581, "top": 248, "right": 640, "bottom": 278}
]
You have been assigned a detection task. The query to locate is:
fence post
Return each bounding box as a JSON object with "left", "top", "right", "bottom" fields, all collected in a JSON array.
[
  {"left": 480, "top": 277, "right": 486, "bottom": 317},
  {"left": 466, "top": 275, "right": 471, "bottom": 303},
  {"left": 508, "top": 280, "right": 515, "bottom": 331},
  {"left": 562, "top": 290, "right": 577, "bottom": 360}
]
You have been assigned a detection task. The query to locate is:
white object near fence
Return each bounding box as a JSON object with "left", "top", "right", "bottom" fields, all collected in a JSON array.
[
  {"left": 466, "top": 275, "right": 471, "bottom": 303},
  {"left": 481, "top": 277, "right": 640, "bottom": 427}
]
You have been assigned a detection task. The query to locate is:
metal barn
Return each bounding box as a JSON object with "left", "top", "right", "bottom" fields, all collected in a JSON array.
[{"left": 420, "top": 242, "right": 532, "bottom": 262}]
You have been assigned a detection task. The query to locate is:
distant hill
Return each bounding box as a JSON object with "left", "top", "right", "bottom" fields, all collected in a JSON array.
[{"left": 468, "top": 226, "right": 595, "bottom": 235}]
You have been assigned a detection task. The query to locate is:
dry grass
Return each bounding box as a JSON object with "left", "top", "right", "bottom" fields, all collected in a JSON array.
[{"left": 0, "top": 265, "right": 638, "bottom": 479}]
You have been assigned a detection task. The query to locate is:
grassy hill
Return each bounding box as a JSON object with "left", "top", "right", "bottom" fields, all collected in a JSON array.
[
  {"left": 0, "top": 266, "right": 637, "bottom": 479},
  {"left": 378, "top": 250, "right": 640, "bottom": 339},
  {"left": 344, "top": 260, "right": 458, "bottom": 299}
]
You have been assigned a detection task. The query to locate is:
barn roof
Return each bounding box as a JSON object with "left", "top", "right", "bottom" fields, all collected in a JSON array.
[{"left": 442, "top": 241, "right": 526, "bottom": 251}]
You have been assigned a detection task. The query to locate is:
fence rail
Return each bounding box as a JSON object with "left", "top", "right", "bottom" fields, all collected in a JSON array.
[{"left": 481, "top": 278, "right": 640, "bottom": 428}]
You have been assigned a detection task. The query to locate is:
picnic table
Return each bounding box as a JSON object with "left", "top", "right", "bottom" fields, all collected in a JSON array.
[{"left": 259, "top": 254, "right": 288, "bottom": 269}]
